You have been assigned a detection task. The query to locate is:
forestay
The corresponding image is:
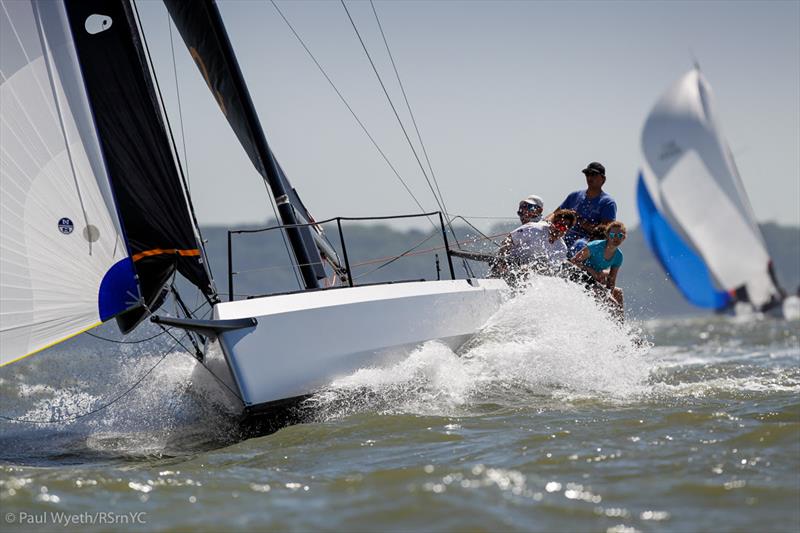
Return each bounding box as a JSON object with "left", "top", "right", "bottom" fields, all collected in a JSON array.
[
  {"left": 0, "top": 0, "right": 140, "bottom": 365},
  {"left": 638, "top": 68, "right": 782, "bottom": 310}
]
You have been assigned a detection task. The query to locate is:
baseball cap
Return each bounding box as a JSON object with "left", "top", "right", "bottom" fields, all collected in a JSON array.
[
  {"left": 582, "top": 162, "right": 606, "bottom": 176},
  {"left": 519, "top": 194, "right": 544, "bottom": 209}
]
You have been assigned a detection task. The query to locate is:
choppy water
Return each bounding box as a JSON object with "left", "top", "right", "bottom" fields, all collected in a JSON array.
[{"left": 1, "top": 277, "right": 798, "bottom": 532}]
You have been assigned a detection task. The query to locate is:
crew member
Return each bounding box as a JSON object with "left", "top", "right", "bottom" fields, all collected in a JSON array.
[
  {"left": 495, "top": 198, "right": 576, "bottom": 280},
  {"left": 570, "top": 221, "right": 627, "bottom": 316},
  {"left": 549, "top": 162, "right": 617, "bottom": 250}
]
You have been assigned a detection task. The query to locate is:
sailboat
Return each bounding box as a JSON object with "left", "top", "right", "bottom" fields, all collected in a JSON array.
[
  {"left": 0, "top": 0, "right": 508, "bottom": 426},
  {"left": 637, "top": 68, "right": 785, "bottom": 315}
]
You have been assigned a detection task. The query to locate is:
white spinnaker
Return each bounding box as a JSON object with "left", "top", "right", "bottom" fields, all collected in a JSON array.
[
  {"left": 1, "top": 0, "right": 131, "bottom": 365},
  {"left": 640, "top": 69, "right": 779, "bottom": 307}
]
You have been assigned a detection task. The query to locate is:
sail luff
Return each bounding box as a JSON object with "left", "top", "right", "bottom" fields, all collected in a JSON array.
[
  {"left": 60, "top": 0, "right": 215, "bottom": 332},
  {"left": 128, "top": 0, "right": 216, "bottom": 298},
  {"left": 164, "top": 0, "right": 326, "bottom": 290}
]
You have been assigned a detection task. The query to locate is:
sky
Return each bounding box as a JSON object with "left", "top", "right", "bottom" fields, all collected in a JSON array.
[{"left": 136, "top": 0, "right": 800, "bottom": 230}]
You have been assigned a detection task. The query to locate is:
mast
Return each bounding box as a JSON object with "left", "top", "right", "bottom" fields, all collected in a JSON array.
[{"left": 164, "top": 0, "right": 323, "bottom": 290}]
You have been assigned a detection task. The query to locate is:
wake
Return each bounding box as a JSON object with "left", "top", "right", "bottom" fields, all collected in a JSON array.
[{"left": 306, "top": 275, "right": 653, "bottom": 419}]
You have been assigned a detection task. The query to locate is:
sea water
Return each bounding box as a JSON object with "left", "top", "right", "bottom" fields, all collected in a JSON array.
[{"left": 1, "top": 277, "right": 798, "bottom": 532}]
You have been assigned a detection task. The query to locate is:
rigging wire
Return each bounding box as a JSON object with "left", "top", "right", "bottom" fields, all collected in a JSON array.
[
  {"left": 86, "top": 329, "right": 167, "bottom": 345},
  {"left": 0, "top": 329, "right": 192, "bottom": 425},
  {"left": 353, "top": 230, "right": 440, "bottom": 280},
  {"left": 368, "top": 1, "right": 461, "bottom": 245},
  {"left": 166, "top": 13, "right": 191, "bottom": 193},
  {"left": 339, "top": 1, "right": 448, "bottom": 221},
  {"left": 368, "top": 0, "right": 475, "bottom": 278},
  {"left": 139, "top": 1, "right": 300, "bottom": 291},
  {"left": 448, "top": 215, "right": 505, "bottom": 248},
  {"left": 0, "top": 296, "right": 244, "bottom": 424},
  {"left": 84, "top": 296, "right": 209, "bottom": 345},
  {"left": 268, "top": 0, "right": 436, "bottom": 229}
]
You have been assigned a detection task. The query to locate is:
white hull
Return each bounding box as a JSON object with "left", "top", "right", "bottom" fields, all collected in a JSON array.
[{"left": 203, "top": 278, "right": 508, "bottom": 410}]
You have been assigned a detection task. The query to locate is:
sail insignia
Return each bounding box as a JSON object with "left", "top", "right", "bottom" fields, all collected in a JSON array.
[{"left": 83, "top": 14, "right": 111, "bottom": 35}]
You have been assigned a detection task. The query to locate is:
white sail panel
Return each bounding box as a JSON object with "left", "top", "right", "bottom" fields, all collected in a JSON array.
[
  {"left": 0, "top": 0, "right": 137, "bottom": 365},
  {"left": 640, "top": 69, "right": 780, "bottom": 308}
]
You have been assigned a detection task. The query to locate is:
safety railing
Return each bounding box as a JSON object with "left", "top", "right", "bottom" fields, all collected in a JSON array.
[{"left": 226, "top": 211, "right": 455, "bottom": 302}]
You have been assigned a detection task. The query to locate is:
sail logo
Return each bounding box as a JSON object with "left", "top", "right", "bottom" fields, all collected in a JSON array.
[
  {"left": 58, "top": 218, "right": 74, "bottom": 235},
  {"left": 659, "top": 141, "right": 682, "bottom": 161},
  {"left": 85, "top": 15, "right": 112, "bottom": 35}
]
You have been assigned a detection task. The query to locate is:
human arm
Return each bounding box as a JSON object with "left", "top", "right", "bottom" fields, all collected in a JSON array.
[
  {"left": 569, "top": 246, "right": 607, "bottom": 283},
  {"left": 606, "top": 266, "right": 619, "bottom": 290},
  {"left": 491, "top": 235, "right": 514, "bottom": 274}
]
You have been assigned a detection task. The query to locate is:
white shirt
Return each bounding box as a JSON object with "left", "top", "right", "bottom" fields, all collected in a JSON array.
[{"left": 508, "top": 221, "right": 568, "bottom": 265}]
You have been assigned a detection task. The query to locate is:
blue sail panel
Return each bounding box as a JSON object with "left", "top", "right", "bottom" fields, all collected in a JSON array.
[
  {"left": 637, "top": 173, "right": 731, "bottom": 309},
  {"left": 98, "top": 257, "right": 141, "bottom": 321}
]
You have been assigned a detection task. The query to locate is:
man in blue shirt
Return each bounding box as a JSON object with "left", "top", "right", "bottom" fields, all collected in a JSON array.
[{"left": 549, "top": 162, "right": 617, "bottom": 250}]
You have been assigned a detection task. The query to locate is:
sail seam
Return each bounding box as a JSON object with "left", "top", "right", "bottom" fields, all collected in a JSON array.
[{"left": 30, "top": 2, "right": 93, "bottom": 255}]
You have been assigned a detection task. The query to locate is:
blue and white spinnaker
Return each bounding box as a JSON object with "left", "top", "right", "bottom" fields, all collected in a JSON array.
[{"left": 637, "top": 68, "right": 783, "bottom": 311}]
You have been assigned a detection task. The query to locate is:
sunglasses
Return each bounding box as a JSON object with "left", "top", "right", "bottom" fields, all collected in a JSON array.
[
  {"left": 608, "top": 232, "right": 626, "bottom": 239},
  {"left": 518, "top": 205, "right": 539, "bottom": 214}
]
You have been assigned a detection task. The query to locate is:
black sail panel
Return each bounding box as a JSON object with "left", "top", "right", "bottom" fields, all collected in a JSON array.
[
  {"left": 164, "top": 0, "right": 325, "bottom": 288},
  {"left": 64, "top": 0, "right": 213, "bottom": 332}
]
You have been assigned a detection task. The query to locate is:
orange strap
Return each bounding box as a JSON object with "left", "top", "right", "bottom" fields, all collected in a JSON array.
[{"left": 132, "top": 248, "right": 200, "bottom": 262}]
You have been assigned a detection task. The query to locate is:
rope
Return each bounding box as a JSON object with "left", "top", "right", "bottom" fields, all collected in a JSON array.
[
  {"left": 82, "top": 300, "right": 210, "bottom": 344},
  {"left": 0, "top": 296, "right": 246, "bottom": 424},
  {"left": 0, "top": 331, "right": 190, "bottom": 425},
  {"left": 353, "top": 230, "right": 440, "bottom": 280},
  {"left": 155, "top": 322, "right": 244, "bottom": 403},
  {"left": 448, "top": 215, "right": 505, "bottom": 248},
  {"left": 85, "top": 330, "right": 167, "bottom": 344}
]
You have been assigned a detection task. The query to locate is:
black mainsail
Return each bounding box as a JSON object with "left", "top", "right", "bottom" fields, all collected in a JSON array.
[
  {"left": 63, "top": 0, "right": 214, "bottom": 332},
  {"left": 164, "top": 0, "right": 326, "bottom": 290}
]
